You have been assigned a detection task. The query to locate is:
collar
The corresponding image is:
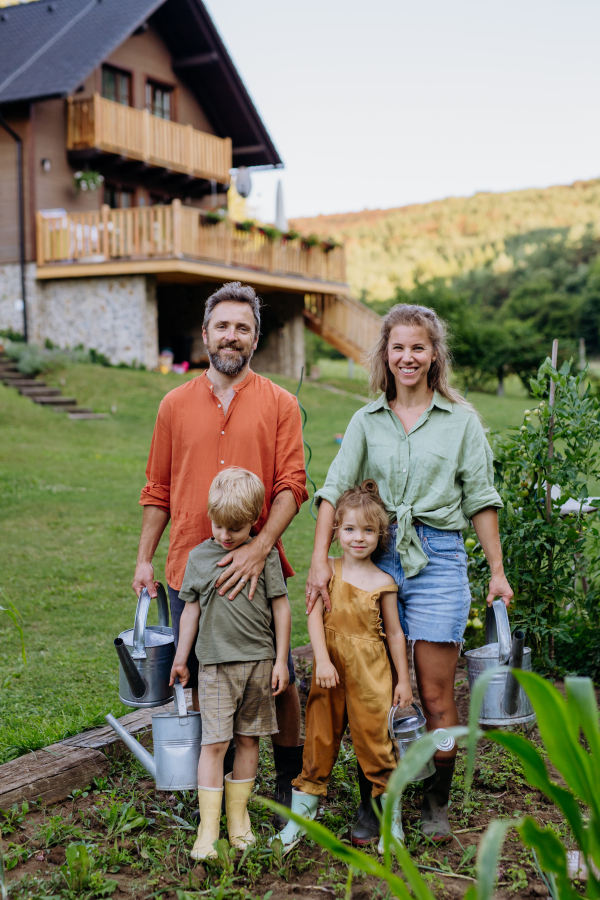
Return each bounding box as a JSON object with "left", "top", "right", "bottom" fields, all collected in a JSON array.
[
  {"left": 202, "top": 369, "right": 255, "bottom": 394},
  {"left": 365, "top": 389, "right": 453, "bottom": 414}
]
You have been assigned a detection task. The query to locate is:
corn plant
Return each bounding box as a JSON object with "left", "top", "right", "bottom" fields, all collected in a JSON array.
[{"left": 263, "top": 666, "right": 600, "bottom": 900}]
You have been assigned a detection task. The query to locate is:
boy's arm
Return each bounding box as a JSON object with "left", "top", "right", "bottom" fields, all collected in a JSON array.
[
  {"left": 169, "top": 600, "right": 200, "bottom": 687},
  {"left": 380, "top": 592, "right": 413, "bottom": 708},
  {"left": 308, "top": 597, "right": 339, "bottom": 689},
  {"left": 270, "top": 594, "right": 291, "bottom": 696}
]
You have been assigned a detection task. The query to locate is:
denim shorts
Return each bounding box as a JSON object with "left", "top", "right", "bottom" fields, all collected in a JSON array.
[
  {"left": 168, "top": 585, "right": 296, "bottom": 690},
  {"left": 372, "top": 524, "right": 471, "bottom": 645}
]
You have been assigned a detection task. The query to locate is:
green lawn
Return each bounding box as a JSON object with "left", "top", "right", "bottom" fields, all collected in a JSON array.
[{"left": 0, "top": 360, "right": 532, "bottom": 760}]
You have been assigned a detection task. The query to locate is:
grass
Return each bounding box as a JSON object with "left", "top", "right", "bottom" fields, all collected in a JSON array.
[{"left": 0, "top": 358, "right": 533, "bottom": 759}]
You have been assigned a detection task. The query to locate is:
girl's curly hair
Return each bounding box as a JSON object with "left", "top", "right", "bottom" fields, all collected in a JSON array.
[{"left": 333, "top": 479, "right": 390, "bottom": 551}]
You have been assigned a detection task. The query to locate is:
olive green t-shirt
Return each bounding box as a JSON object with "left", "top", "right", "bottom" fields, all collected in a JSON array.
[{"left": 178, "top": 537, "right": 287, "bottom": 665}]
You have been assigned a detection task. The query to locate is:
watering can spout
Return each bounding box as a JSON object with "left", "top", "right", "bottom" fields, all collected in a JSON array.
[
  {"left": 114, "top": 637, "right": 146, "bottom": 699},
  {"left": 502, "top": 629, "right": 525, "bottom": 716},
  {"left": 105, "top": 714, "right": 157, "bottom": 779}
]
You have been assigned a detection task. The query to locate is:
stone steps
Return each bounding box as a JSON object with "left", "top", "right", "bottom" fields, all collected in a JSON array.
[
  {"left": 19, "top": 386, "right": 61, "bottom": 397},
  {"left": 33, "top": 396, "right": 78, "bottom": 406},
  {"left": 0, "top": 354, "right": 106, "bottom": 419}
]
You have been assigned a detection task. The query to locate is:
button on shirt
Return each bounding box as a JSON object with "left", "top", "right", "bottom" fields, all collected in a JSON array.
[
  {"left": 314, "top": 391, "right": 502, "bottom": 579},
  {"left": 140, "top": 371, "right": 308, "bottom": 589}
]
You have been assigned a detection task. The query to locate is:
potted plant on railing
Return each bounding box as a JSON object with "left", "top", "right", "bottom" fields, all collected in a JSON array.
[
  {"left": 202, "top": 209, "right": 228, "bottom": 226},
  {"left": 235, "top": 219, "right": 256, "bottom": 233},
  {"left": 258, "top": 224, "right": 282, "bottom": 242},
  {"left": 321, "top": 237, "right": 341, "bottom": 253},
  {"left": 301, "top": 233, "right": 321, "bottom": 251},
  {"left": 283, "top": 229, "right": 300, "bottom": 243},
  {"left": 73, "top": 170, "right": 104, "bottom": 193}
]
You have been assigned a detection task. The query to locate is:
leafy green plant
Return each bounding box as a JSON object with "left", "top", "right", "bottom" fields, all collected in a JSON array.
[
  {"left": 469, "top": 357, "right": 600, "bottom": 671},
  {"left": 32, "top": 815, "right": 86, "bottom": 849},
  {"left": 0, "top": 803, "right": 28, "bottom": 837},
  {"left": 73, "top": 171, "right": 104, "bottom": 193},
  {"left": 258, "top": 225, "right": 282, "bottom": 242},
  {"left": 93, "top": 801, "right": 150, "bottom": 838},
  {"left": 60, "top": 843, "right": 117, "bottom": 899}
]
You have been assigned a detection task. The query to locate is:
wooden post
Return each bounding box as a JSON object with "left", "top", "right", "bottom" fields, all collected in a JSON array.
[
  {"left": 142, "top": 108, "right": 150, "bottom": 162},
  {"left": 545, "top": 338, "right": 558, "bottom": 663},
  {"left": 186, "top": 123, "right": 194, "bottom": 175},
  {"left": 101, "top": 204, "right": 110, "bottom": 260},
  {"left": 172, "top": 198, "right": 182, "bottom": 257},
  {"left": 36, "top": 212, "right": 45, "bottom": 266}
]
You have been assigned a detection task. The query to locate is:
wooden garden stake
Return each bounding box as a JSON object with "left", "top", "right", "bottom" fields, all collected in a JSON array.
[{"left": 545, "top": 338, "right": 558, "bottom": 661}]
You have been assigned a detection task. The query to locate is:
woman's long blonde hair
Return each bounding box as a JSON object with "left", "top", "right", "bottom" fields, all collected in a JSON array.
[{"left": 367, "top": 303, "right": 476, "bottom": 412}]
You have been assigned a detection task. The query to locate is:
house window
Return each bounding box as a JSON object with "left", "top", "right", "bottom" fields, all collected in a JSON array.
[
  {"left": 146, "top": 81, "right": 173, "bottom": 120},
  {"left": 105, "top": 185, "right": 134, "bottom": 209},
  {"left": 102, "top": 65, "right": 131, "bottom": 106}
]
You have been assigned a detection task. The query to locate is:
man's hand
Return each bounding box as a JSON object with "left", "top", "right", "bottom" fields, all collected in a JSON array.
[
  {"left": 393, "top": 680, "right": 413, "bottom": 709},
  {"left": 315, "top": 659, "right": 339, "bottom": 690},
  {"left": 305, "top": 558, "right": 334, "bottom": 614},
  {"left": 132, "top": 562, "right": 157, "bottom": 599},
  {"left": 486, "top": 571, "right": 514, "bottom": 609},
  {"left": 215, "top": 540, "right": 269, "bottom": 601},
  {"left": 169, "top": 662, "right": 190, "bottom": 687},
  {"left": 271, "top": 661, "right": 289, "bottom": 696}
]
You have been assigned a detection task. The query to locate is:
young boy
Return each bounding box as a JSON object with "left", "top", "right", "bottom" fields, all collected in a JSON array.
[{"left": 170, "top": 467, "right": 291, "bottom": 860}]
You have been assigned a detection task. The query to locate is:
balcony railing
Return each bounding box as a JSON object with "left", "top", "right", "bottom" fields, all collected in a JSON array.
[
  {"left": 36, "top": 202, "right": 347, "bottom": 285},
  {"left": 67, "top": 94, "right": 232, "bottom": 184}
]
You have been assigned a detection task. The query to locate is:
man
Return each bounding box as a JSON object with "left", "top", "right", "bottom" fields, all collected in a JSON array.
[{"left": 133, "top": 281, "right": 308, "bottom": 822}]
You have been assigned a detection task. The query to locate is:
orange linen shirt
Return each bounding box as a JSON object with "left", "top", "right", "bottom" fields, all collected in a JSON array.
[{"left": 140, "top": 370, "right": 308, "bottom": 590}]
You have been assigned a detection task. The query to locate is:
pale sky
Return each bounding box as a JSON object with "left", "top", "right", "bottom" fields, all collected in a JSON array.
[{"left": 204, "top": 0, "right": 600, "bottom": 224}]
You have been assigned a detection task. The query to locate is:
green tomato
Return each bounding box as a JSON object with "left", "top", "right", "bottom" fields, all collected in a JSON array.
[
  {"left": 520, "top": 425, "right": 527, "bottom": 432},
  {"left": 471, "top": 617, "right": 483, "bottom": 630},
  {"left": 465, "top": 619, "right": 473, "bottom": 628},
  {"left": 465, "top": 538, "right": 477, "bottom": 550},
  {"left": 524, "top": 409, "right": 531, "bottom": 416}
]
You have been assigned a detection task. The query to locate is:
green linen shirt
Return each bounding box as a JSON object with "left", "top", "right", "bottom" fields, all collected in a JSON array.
[{"left": 314, "top": 391, "right": 502, "bottom": 578}]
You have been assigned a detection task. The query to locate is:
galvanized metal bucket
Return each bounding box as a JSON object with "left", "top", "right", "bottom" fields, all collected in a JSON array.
[
  {"left": 388, "top": 703, "right": 436, "bottom": 781},
  {"left": 464, "top": 599, "right": 536, "bottom": 727},
  {"left": 114, "top": 583, "right": 175, "bottom": 708}
]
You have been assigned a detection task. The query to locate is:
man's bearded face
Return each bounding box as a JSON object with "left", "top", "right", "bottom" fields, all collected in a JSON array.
[{"left": 206, "top": 332, "right": 255, "bottom": 376}]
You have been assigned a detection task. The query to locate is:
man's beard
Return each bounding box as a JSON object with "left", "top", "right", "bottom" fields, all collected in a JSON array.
[{"left": 207, "top": 340, "right": 253, "bottom": 376}]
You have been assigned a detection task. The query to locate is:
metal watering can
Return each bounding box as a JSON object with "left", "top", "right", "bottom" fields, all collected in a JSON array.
[
  {"left": 114, "top": 583, "right": 175, "bottom": 708},
  {"left": 106, "top": 682, "right": 202, "bottom": 791},
  {"left": 389, "top": 703, "right": 455, "bottom": 781},
  {"left": 463, "top": 599, "right": 535, "bottom": 726}
]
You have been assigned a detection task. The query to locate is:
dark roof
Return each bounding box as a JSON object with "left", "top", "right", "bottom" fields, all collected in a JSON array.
[{"left": 0, "top": 0, "right": 282, "bottom": 168}]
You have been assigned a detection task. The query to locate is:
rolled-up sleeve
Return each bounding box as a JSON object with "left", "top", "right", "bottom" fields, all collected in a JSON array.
[
  {"left": 272, "top": 396, "right": 309, "bottom": 510},
  {"left": 139, "top": 397, "right": 172, "bottom": 512},
  {"left": 314, "top": 413, "right": 367, "bottom": 509},
  {"left": 459, "top": 416, "right": 503, "bottom": 519}
]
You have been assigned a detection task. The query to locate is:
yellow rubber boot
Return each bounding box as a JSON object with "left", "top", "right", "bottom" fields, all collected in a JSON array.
[
  {"left": 191, "top": 786, "right": 223, "bottom": 860},
  {"left": 224, "top": 772, "right": 255, "bottom": 849}
]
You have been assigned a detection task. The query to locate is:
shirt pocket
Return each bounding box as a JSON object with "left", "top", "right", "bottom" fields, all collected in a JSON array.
[{"left": 410, "top": 447, "right": 453, "bottom": 501}]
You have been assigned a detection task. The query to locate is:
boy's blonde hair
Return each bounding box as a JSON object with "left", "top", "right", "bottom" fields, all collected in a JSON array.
[
  {"left": 207, "top": 467, "right": 265, "bottom": 529},
  {"left": 333, "top": 480, "right": 390, "bottom": 551}
]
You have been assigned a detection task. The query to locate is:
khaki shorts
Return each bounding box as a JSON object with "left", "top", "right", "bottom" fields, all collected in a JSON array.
[{"left": 198, "top": 659, "right": 278, "bottom": 745}]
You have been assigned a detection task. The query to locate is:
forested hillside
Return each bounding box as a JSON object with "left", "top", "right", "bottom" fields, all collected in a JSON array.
[{"left": 291, "top": 178, "right": 600, "bottom": 302}]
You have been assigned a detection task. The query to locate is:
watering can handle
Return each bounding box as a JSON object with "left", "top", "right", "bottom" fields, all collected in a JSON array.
[
  {"left": 492, "top": 598, "right": 512, "bottom": 665},
  {"left": 173, "top": 680, "right": 188, "bottom": 718},
  {"left": 132, "top": 582, "right": 169, "bottom": 660},
  {"left": 388, "top": 701, "right": 425, "bottom": 739}
]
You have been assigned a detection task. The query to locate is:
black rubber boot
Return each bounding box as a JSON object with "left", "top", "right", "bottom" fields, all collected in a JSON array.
[
  {"left": 420, "top": 757, "right": 455, "bottom": 843},
  {"left": 351, "top": 762, "right": 381, "bottom": 846},
  {"left": 191, "top": 740, "right": 236, "bottom": 822},
  {"left": 272, "top": 743, "right": 304, "bottom": 829}
]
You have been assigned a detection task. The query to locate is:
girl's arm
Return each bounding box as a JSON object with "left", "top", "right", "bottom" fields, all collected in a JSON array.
[
  {"left": 380, "top": 592, "right": 413, "bottom": 708},
  {"left": 270, "top": 594, "right": 291, "bottom": 696},
  {"left": 471, "top": 508, "right": 514, "bottom": 608},
  {"left": 308, "top": 596, "right": 339, "bottom": 689}
]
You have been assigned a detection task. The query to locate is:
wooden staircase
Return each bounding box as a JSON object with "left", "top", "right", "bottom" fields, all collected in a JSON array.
[
  {"left": 303, "top": 293, "right": 382, "bottom": 364},
  {"left": 0, "top": 357, "right": 107, "bottom": 419}
]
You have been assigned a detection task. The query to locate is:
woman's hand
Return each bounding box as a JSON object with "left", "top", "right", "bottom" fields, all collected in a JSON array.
[
  {"left": 315, "top": 659, "right": 340, "bottom": 690},
  {"left": 306, "top": 557, "right": 334, "bottom": 613},
  {"left": 486, "top": 570, "right": 514, "bottom": 608},
  {"left": 393, "top": 680, "right": 413, "bottom": 709}
]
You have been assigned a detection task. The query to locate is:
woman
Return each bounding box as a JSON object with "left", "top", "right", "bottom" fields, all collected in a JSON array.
[{"left": 306, "top": 304, "right": 513, "bottom": 843}]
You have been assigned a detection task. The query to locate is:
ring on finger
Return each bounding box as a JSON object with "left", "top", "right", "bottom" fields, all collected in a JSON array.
[{"left": 239, "top": 578, "right": 246, "bottom": 585}]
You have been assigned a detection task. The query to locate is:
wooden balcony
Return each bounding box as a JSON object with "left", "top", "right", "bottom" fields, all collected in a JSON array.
[
  {"left": 67, "top": 94, "right": 232, "bottom": 184},
  {"left": 35, "top": 202, "right": 347, "bottom": 293}
]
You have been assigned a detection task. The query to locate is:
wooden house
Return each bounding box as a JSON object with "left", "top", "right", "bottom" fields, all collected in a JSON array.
[{"left": 0, "top": 0, "right": 373, "bottom": 375}]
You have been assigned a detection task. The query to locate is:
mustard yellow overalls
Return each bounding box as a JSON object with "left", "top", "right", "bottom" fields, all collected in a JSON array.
[{"left": 294, "top": 557, "right": 398, "bottom": 797}]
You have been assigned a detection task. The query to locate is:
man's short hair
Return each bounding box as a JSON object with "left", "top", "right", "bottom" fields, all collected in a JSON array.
[
  {"left": 207, "top": 467, "right": 265, "bottom": 529},
  {"left": 203, "top": 282, "right": 262, "bottom": 336}
]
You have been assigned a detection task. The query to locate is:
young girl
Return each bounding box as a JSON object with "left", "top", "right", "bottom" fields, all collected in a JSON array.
[{"left": 276, "top": 481, "right": 412, "bottom": 849}]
